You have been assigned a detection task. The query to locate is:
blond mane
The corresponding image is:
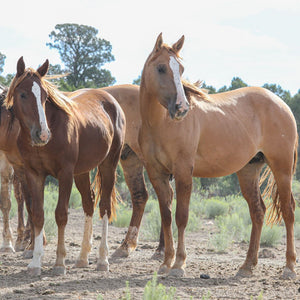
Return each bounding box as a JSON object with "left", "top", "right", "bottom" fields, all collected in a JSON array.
[
  {"left": 182, "top": 79, "right": 211, "bottom": 103},
  {"left": 5, "top": 68, "right": 75, "bottom": 115}
]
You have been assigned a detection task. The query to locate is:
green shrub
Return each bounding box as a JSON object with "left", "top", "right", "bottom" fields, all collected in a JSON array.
[
  {"left": 260, "top": 225, "right": 283, "bottom": 247},
  {"left": 294, "top": 207, "right": 300, "bottom": 224},
  {"left": 143, "top": 273, "right": 177, "bottom": 300},
  {"left": 204, "top": 198, "right": 229, "bottom": 219},
  {"left": 295, "top": 223, "right": 300, "bottom": 239},
  {"left": 112, "top": 203, "right": 132, "bottom": 227},
  {"left": 69, "top": 185, "right": 81, "bottom": 209},
  {"left": 209, "top": 228, "right": 232, "bottom": 253}
]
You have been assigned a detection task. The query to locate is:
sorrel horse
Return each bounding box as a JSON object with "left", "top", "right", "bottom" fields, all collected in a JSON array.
[
  {"left": 66, "top": 85, "right": 165, "bottom": 257},
  {"left": 139, "top": 33, "right": 298, "bottom": 279},
  {"left": 5, "top": 57, "right": 125, "bottom": 276},
  {"left": 1, "top": 82, "right": 162, "bottom": 259},
  {"left": 0, "top": 86, "right": 32, "bottom": 253}
]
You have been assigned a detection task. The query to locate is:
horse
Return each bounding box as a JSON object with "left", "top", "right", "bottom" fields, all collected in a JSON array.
[
  {"left": 4, "top": 57, "right": 126, "bottom": 276},
  {"left": 139, "top": 33, "right": 298, "bottom": 279},
  {"left": 0, "top": 86, "right": 32, "bottom": 253},
  {"left": 66, "top": 85, "right": 165, "bottom": 258},
  {"left": 1, "top": 81, "right": 163, "bottom": 259}
]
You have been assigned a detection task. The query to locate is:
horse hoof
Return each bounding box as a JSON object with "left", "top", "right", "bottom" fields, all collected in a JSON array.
[
  {"left": 169, "top": 268, "right": 185, "bottom": 277},
  {"left": 23, "top": 249, "right": 33, "bottom": 259},
  {"left": 235, "top": 268, "right": 252, "bottom": 278},
  {"left": 74, "top": 259, "right": 89, "bottom": 268},
  {"left": 28, "top": 267, "right": 41, "bottom": 276},
  {"left": 0, "top": 245, "right": 15, "bottom": 253},
  {"left": 14, "top": 243, "right": 25, "bottom": 252},
  {"left": 281, "top": 267, "right": 296, "bottom": 280},
  {"left": 111, "top": 247, "right": 130, "bottom": 258},
  {"left": 96, "top": 263, "right": 109, "bottom": 272},
  {"left": 158, "top": 264, "right": 170, "bottom": 275},
  {"left": 53, "top": 266, "right": 66, "bottom": 276}
]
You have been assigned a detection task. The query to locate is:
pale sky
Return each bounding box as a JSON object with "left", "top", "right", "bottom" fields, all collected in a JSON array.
[{"left": 1, "top": 0, "right": 300, "bottom": 94}]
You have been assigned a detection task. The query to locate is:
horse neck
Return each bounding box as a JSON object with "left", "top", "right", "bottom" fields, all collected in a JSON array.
[
  {"left": 0, "top": 108, "right": 19, "bottom": 152},
  {"left": 140, "top": 86, "right": 167, "bottom": 128}
]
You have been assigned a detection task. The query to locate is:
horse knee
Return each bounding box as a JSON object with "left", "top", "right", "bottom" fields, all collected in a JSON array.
[{"left": 55, "top": 209, "right": 68, "bottom": 227}]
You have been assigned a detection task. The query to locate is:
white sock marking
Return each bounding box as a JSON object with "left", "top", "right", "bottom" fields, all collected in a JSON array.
[
  {"left": 98, "top": 212, "right": 109, "bottom": 267},
  {"left": 28, "top": 229, "right": 44, "bottom": 269}
]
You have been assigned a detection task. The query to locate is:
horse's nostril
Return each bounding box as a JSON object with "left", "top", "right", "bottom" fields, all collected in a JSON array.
[{"left": 175, "top": 103, "right": 182, "bottom": 111}]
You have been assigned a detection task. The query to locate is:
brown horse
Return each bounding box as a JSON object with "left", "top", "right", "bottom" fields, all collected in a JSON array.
[
  {"left": 5, "top": 57, "right": 125, "bottom": 276},
  {"left": 0, "top": 86, "right": 32, "bottom": 253},
  {"left": 1, "top": 81, "right": 162, "bottom": 259},
  {"left": 139, "top": 33, "right": 298, "bottom": 279},
  {"left": 66, "top": 85, "right": 165, "bottom": 257}
]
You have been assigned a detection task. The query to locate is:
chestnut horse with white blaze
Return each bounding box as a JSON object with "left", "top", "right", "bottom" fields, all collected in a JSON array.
[
  {"left": 139, "top": 33, "right": 298, "bottom": 279},
  {"left": 5, "top": 57, "right": 125, "bottom": 276}
]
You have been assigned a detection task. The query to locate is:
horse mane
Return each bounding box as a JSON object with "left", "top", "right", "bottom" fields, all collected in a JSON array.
[
  {"left": 182, "top": 79, "right": 211, "bottom": 103},
  {"left": 0, "top": 85, "right": 15, "bottom": 131},
  {"left": 4, "top": 68, "right": 76, "bottom": 115}
]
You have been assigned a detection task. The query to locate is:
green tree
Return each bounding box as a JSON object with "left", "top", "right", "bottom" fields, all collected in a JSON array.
[
  {"left": 47, "top": 23, "right": 115, "bottom": 90},
  {"left": 262, "top": 83, "right": 291, "bottom": 104},
  {"left": 0, "top": 52, "right": 6, "bottom": 74},
  {"left": 133, "top": 75, "right": 141, "bottom": 85}
]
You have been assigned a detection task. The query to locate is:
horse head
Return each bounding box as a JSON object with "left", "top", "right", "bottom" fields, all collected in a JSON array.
[
  {"left": 144, "top": 33, "right": 190, "bottom": 120},
  {"left": 7, "top": 57, "right": 51, "bottom": 146}
]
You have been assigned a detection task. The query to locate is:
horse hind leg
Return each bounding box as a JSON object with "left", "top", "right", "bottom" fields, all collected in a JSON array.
[
  {"left": 236, "top": 160, "right": 265, "bottom": 277},
  {"left": 96, "top": 145, "right": 122, "bottom": 271},
  {"left": 0, "top": 162, "right": 14, "bottom": 253},
  {"left": 74, "top": 172, "right": 94, "bottom": 268},
  {"left": 112, "top": 144, "right": 149, "bottom": 258},
  {"left": 269, "top": 166, "right": 296, "bottom": 279}
]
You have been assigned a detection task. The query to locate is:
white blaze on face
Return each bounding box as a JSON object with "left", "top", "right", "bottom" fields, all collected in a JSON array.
[
  {"left": 169, "top": 56, "right": 189, "bottom": 111},
  {"left": 31, "top": 81, "right": 49, "bottom": 142},
  {"left": 28, "top": 229, "right": 44, "bottom": 269}
]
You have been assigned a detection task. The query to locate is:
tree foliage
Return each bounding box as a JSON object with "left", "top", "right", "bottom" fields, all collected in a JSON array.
[
  {"left": 47, "top": 23, "right": 115, "bottom": 90},
  {"left": 0, "top": 52, "right": 6, "bottom": 74}
]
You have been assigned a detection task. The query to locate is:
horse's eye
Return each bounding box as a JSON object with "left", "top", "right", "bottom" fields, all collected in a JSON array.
[
  {"left": 157, "top": 65, "right": 166, "bottom": 74},
  {"left": 20, "top": 93, "right": 26, "bottom": 99}
]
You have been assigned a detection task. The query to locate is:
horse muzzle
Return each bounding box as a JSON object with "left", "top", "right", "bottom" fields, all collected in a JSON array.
[
  {"left": 30, "top": 127, "right": 51, "bottom": 146},
  {"left": 168, "top": 102, "right": 189, "bottom": 121}
]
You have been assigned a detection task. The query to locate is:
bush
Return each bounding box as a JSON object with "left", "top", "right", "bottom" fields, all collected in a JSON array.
[
  {"left": 143, "top": 273, "right": 177, "bottom": 300},
  {"left": 112, "top": 203, "right": 132, "bottom": 227},
  {"left": 260, "top": 225, "right": 283, "bottom": 247},
  {"left": 204, "top": 198, "right": 229, "bottom": 219}
]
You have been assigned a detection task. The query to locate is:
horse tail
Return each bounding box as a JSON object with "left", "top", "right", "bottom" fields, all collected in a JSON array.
[
  {"left": 93, "top": 167, "right": 118, "bottom": 223},
  {"left": 260, "top": 137, "right": 298, "bottom": 225}
]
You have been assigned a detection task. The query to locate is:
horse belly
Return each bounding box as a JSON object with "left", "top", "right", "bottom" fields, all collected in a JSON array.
[
  {"left": 193, "top": 150, "right": 256, "bottom": 178},
  {"left": 74, "top": 130, "right": 112, "bottom": 175}
]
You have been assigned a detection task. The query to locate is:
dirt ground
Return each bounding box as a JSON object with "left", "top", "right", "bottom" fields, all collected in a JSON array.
[{"left": 1, "top": 208, "right": 300, "bottom": 300}]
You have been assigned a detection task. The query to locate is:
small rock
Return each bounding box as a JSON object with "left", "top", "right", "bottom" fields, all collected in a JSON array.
[
  {"left": 258, "top": 248, "right": 275, "bottom": 258},
  {"left": 200, "top": 274, "right": 210, "bottom": 279}
]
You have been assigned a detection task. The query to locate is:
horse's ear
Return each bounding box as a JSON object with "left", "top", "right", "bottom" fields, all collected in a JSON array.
[
  {"left": 153, "top": 33, "right": 163, "bottom": 52},
  {"left": 17, "top": 56, "right": 25, "bottom": 77},
  {"left": 37, "top": 59, "right": 49, "bottom": 77},
  {"left": 172, "top": 35, "right": 185, "bottom": 54}
]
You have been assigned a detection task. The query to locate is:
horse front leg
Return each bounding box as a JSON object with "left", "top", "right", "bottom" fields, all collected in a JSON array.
[
  {"left": 146, "top": 166, "right": 174, "bottom": 275},
  {"left": 26, "top": 171, "right": 45, "bottom": 276},
  {"left": 54, "top": 170, "right": 73, "bottom": 275},
  {"left": 169, "top": 169, "right": 193, "bottom": 277},
  {"left": 0, "top": 164, "right": 14, "bottom": 252}
]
